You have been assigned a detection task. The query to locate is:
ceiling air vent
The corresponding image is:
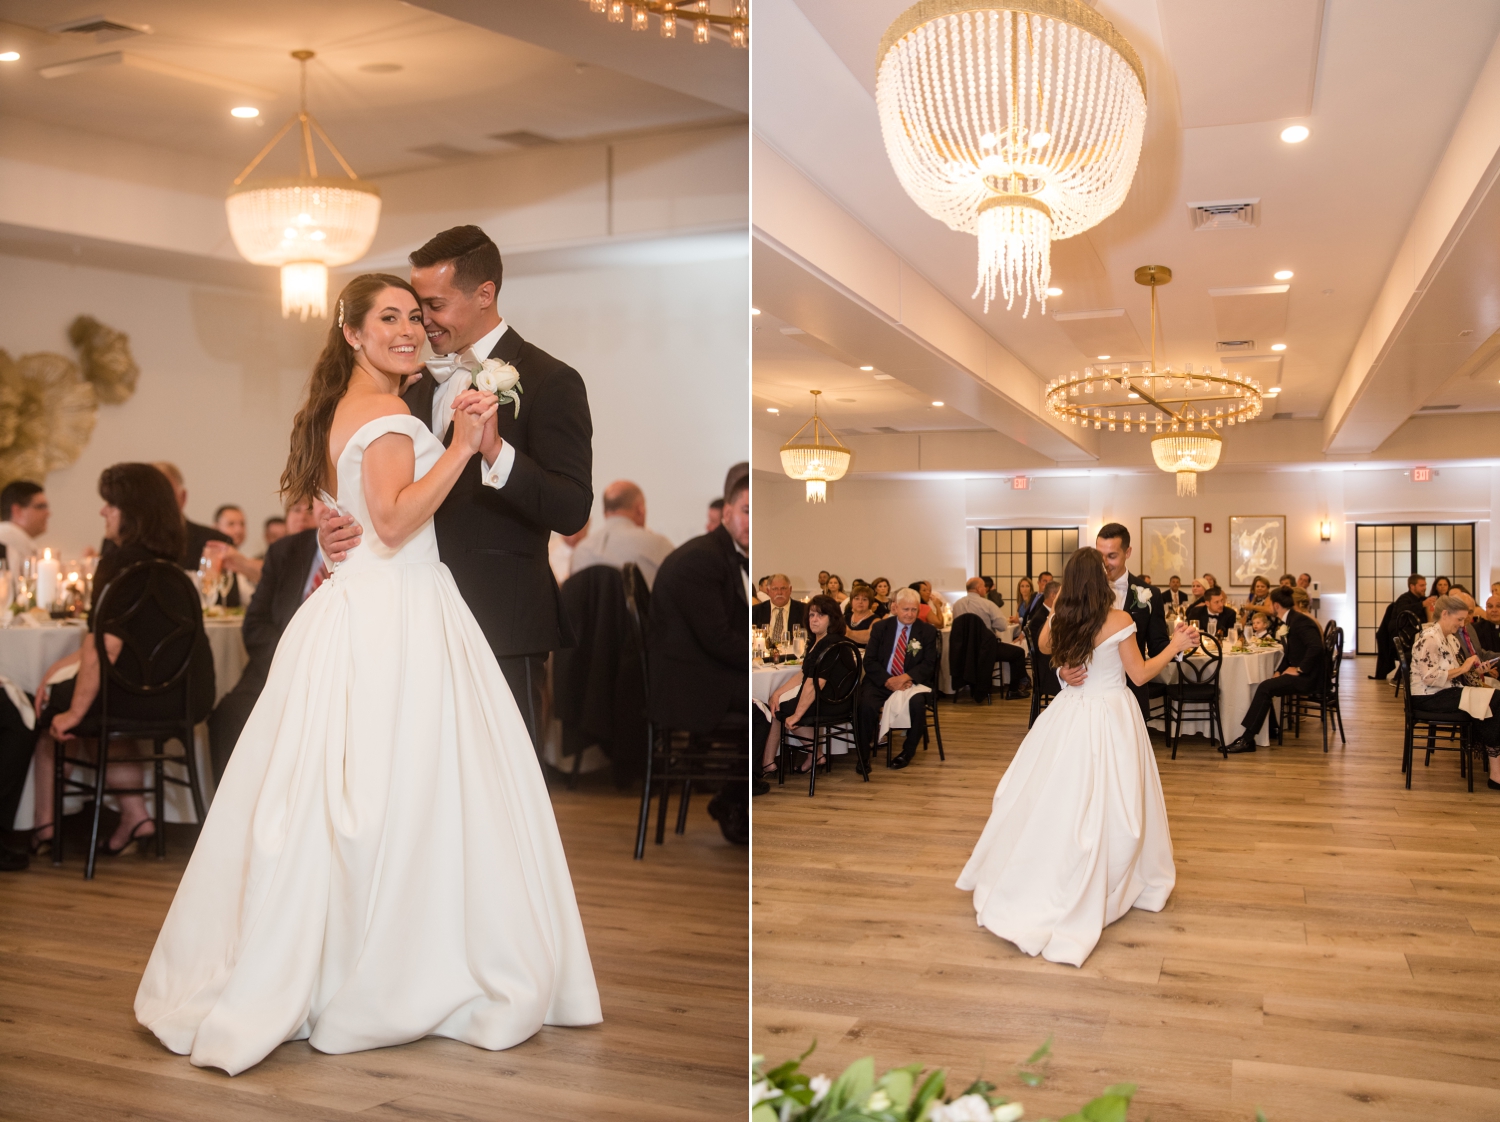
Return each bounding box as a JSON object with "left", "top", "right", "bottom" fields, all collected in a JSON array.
[
  {"left": 1272, "top": 412, "right": 1294, "bottom": 420},
  {"left": 490, "top": 130, "right": 558, "bottom": 148},
  {"left": 873, "top": 426, "right": 901, "bottom": 434},
  {"left": 409, "top": 143, "right": 477, "bottom": 161},
  {"left": 1418, "top": 403, "right": 1461, "bottom": 411},
  {"left": 1216, "top": 340, "right": 1255, "bottom": 353},
  {"left": 47, "top": 16, "right": 150, "bottom": 41},
  {"left": 1188, "top": 198, "right": 1259, "bottom": 231}
]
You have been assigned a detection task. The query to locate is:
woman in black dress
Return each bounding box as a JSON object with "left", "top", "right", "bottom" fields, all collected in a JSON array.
[
  {"left": 761, "top": 594, "right": 857, "bottom": 774},
  {"left": 30, "top": 464, "right": 214, "bottom": 857},
  {"left": 844, "top": 584, "right": 881, "bottom": 644}
]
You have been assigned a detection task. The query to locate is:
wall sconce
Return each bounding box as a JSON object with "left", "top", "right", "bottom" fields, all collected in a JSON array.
[{"left": 1319, "top": 519, "right": 1333, "bottom": 541}]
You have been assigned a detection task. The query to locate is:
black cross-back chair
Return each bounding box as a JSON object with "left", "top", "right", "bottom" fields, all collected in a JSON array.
[
  {"left": 1285, "top": 625, "right": 1347, "bottom": 751},
  {"left": 880, "top": 641, "right": 945, "bottom": 767},
  {"left": 778, "top": 640, "right": 863, "bottom": 796},
  {"left": 1170, "top": 633, "right": 1224, "bottom": 758},
  {"left": 1399, "top": 650, "right": 1477, "bottom": 791},
  {"left": 1394, "top": 610, "right": 1424, "bottom": 697},
  {"left": 53, "top": 560, "right": 208, "bottom": 879},
  {"left": 1023, "top": 623, "right": 1058, "bottom": 728}
]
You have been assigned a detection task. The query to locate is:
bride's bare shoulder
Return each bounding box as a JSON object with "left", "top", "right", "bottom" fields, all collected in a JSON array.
[
  {"left": 329, "top": 391, "right": 413, "bottom": 464},
  {"left": 1093, "top": 609, "right": 1135, "bottom": 646}
]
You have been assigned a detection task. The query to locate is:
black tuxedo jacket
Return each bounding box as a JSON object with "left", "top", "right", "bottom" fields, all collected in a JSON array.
[
  {"left": 1278, "top": 610, "right": 1326, "bottom": 686},
  {"left": 1162, "top": 587, "right": 1189, "bottom": 610},
  {"left": 1186, "top": 603, "right": 1238, "bottom": 634},
  {"left": 240, "top": 529, "right": 320, "bottom": 686},
  {"left": 862, "top": 616, "right": 939, "bottom": 693},
  {"left": 1125, "top": 573, "right": 1170, "bottom": 656},
  {"left": 751, "top": 599, "right": 808, "bottom": 630},
  {"left": 403, "top": 326, "right": 592, "bottom": 658},
  {"left": 647, "top": 525, "right": 748, "bottom": 733}
]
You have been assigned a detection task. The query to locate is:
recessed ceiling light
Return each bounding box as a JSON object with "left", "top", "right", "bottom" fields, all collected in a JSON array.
[
  {"left": 1280, "top": 124, "right": 1310, "bottom": 143},
  {"left": 1097, "top": 354, "right": 1111, "bottom": 360},
  {"left": 1046, "top": 286, "right": 1063, "bottom": 296},
  {"left": 1127, "top": 392, "right": 1139, "bottom": 399},
  {"left": 1273, "top": 269, "right": 1294, "bottom": 280},
  {"left": 766, "top": 407, "right": 779, "bottom": 413},
  {"left": 1266, "top": 386, "right": 1282, "bottom": 395},
  {"left": 1271, "top": 342, "right": 1287, "bottom": 351},
  {"left": 750, "top": 307, "right": 760, "bottom": 315},
  {"left": 231, "top": 106, "right": 259, "bottom": 118},
  {"left": 0, "top": 51, "right": 19, "bottom": 62},
  {"left": 932, "top": 400, "right": 945, "bottom": 407},
  {"left": 859, "top": 365, "right": 874, "bottom": 371}
]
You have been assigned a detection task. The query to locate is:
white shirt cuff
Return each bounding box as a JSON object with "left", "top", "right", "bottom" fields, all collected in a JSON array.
[{"left": 481, "top": 441, "right": 516, "bottom": 489}]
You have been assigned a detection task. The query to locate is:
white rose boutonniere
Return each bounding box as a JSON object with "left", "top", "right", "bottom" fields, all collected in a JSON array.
[
  {"left": 907, "top": 639, "right": 923, "bottom": 654},
  {"left": 475, "top": 358, "right": 523, "bottom": 419},
  {"left": 1276, "top": 623, "right": 1289, "bottom": 639}
]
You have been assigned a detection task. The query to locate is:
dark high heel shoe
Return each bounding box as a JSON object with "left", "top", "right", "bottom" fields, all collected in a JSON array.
[{"left": 99, "top": 818, "right": 154, "bottom": 857}]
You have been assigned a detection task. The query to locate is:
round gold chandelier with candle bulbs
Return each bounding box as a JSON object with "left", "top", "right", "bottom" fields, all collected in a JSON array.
[{"left": 1043, "top": 265, "right": 1266, "bottom": 496}]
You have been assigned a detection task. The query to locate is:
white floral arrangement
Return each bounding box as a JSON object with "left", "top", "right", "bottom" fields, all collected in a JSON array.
[
  {"left": 1134, "top": 585, "right": 1153, "bottom": 605},
  {"left": 1276, "top": 624, "right": 1289, "bottom": 639},
  {"left": 475, "top": 358, "right": 523, "bottom": 418}
]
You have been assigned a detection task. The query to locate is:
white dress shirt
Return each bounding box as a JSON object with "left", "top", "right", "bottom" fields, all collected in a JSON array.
[
  {"left": 567, "top": 515, "right": 676, "bottom": 589},
  {"left": 430, "top": 319, "right": 516, "bottom": 491},
  {"left": 0, "top": 521, "right": 38, "bottom": 563},
  {"left": 1110, "top": 571, "right": 1130, "bottom": 610},
  {"left": 951, "top": 591, "right": 1007, "bottom": 635}
]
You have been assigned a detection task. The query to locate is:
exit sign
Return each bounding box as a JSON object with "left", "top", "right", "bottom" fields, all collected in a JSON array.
[
  {"left": 1012, "top": 476, "right": 1030, "bottom": 490},
  {"left": 1413, "top": 466, "right": 1433, "bottom": 482}
]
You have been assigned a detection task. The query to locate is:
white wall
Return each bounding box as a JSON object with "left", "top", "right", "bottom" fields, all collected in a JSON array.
[{"left": 2, "top": 242, "right": 748, "bottom": 558}]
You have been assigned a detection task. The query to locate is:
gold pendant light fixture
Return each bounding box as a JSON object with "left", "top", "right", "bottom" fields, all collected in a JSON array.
[
  {"left": 780, "top": 391, "right": 852, "bottom": 504},
  {"left": 1043, "top": 266, "right": 1267, "bottom": 497},
  {"left": 225, "top": 51, "right": 382, "bottom": 321},
  {"left": 582, "top": 0, "right": 748, "bottom": 47},
  {"left": 876, "top": 0, "right": 1148, "bottom": 316}
]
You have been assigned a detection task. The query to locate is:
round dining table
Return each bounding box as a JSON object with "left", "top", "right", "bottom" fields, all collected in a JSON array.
[
  {"left": 7, "top": 615, "right": 248, "bottom": 829},
  {"left": 1152, "top": 644, "right": 1284, "bottom": 746}
]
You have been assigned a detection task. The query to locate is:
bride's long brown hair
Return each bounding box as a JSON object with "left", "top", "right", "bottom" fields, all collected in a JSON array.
[
  {"left": 1049, "top": 547, "right": 1115, "bottom": 668},
  {"left": 280, "top": 273, "right": 421, "bottom": 502}
]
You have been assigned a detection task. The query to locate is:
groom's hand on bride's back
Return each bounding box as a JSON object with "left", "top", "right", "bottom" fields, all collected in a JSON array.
[
  {"left": 315, "top": 500, "right": 362, "bottom": 564},
  {"left": 1057, "top": 663, "right": 1088, "bottom": 687}
]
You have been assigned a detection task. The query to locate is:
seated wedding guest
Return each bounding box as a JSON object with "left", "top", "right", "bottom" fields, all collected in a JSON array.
[
  {"left": 30, "top": 464, "right": 215, "bottom": 856},
  {"left": 1297, "top": 573, "right": 1313, "bottom": 590},
  {"left": 1223, "top": 588, "right": 1325, "bottom": 754},
  {"left": 1373, "top": 573, "right": 1428, "bottom": 679},
  {"left": 0, "top": 682, "right": 37, "bottom": 869},
  {"left": 1245, "top": 609, "right": 1275, "bottom": 640},
  {"left": 908, "top": 580, "right": 936, "bottom": 624},
  {"left": 1033, "top": 572, "right": 1053, "bottom": 610},
  {"left": 1162, "top": 575, "right": 1190, "bottom": 612},
  {"left": 1187, "top": 577, "right": 1207, "bottom": 607},
  {"left": 1458, "top": 601, "right": 1500, "bottom": 672},
  {"left": 858, "top": 588, "right": 939, "bottom": 771},
  {"left": 0, "top": 480, "right": 48, "bottom": 562},
  {"left": 824, "top": 574, "right": 849, "bottom": 605},
  {"left": 153, "top": 462, "right": 231, "bottom": 572},
  {"left": 1292, "top": 588, "right": 1313, "bottom": 616},
  {"left": 927, "top": 582, "right": 950, "bottom": 616},
  {"left": 207, "top": 514, "right": 324, "bottom": 782},
  {"left": 1279, "top": 574, "right": 1295, "bottom": 589},
  {"left": 1405, "top": 596, "right": 1500, "bottom": 785},
  {"left": 213, "top": 504, "right": 264, "bottom": 601},
  {"left": 1009, "top": 576, "right": 1035, "bottom": 629},
  {"left": 755, "top": 575, "right": 772, "bottom": 603},
  {"left": 1187, "top": 587, "right": 1237, "bottom": 635},
  {"left": 1489, "top": 581, "right": 1500, "bottom": 610},
  {"left": 843, "top": 584, "right": 881, "bottom": 645},
  {"left": 816, "top": 570, "right": 831, "bottom": 593},
  {"left": 760, "top": 595, "right": 856, "bottom": 775},
  {"left": 871, "top": 577, "right": 893, "bottom": 609},
  {"left": 1026, "top": 580, "right": 1061, "bottom": 696},
  {"left": 955, "top": 578, "right": 1030, "bottom": 697},
  {"left": 569, "top": 480, "right": 675, "bottom": 589},
  {"left": 548, "top": 520, "right": 591, "bottom": 587},
  {"left": 705, "top": 497, "right": 724, "bottom": 533},
  {"left": 981, "top": 575, "right": 1004, "bottom": 611},
  {"left": 1245, "top": 575, "right": 1272, "bottom": 613},
  {"left": 1424, "top": 576, "right": 1455, "bottom": 621},
  {"left": 261, "top": 515, "right": 287, "bottom": 554},
  {"left": 1140, "top": 574, "right": 1153, "bottom": 586},
  {"left": 752, "top": 573, "right": 807, "bottom": 641}
]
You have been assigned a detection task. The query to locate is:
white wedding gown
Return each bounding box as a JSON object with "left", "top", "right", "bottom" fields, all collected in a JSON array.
[
  {"left": 135, "top": 414, "right": 601, "bottom": 1075},
  {"left": 956, "top": 623, "right": 1174, "bottom": 966}
]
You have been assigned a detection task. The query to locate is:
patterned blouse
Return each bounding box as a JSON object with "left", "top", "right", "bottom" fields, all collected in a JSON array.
[{"left": 1411, "top": 624, "right": 1463, "bottom": 695}]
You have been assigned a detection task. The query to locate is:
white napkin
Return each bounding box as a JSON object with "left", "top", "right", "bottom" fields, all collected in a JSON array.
[
  {"left": 879, "top": 684, "right": 933, "bottom": 742},
  {"left": 1460, "top": 685, "right": 1496, "bottom": 722},
  {"left": 0, "top": 674, "right": 33, "bottom": 731}
]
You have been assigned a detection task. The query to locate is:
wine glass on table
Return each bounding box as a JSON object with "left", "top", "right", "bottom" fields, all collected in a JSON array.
[{"left": 196, "top": 553, "right": 220, "bottom": 614}]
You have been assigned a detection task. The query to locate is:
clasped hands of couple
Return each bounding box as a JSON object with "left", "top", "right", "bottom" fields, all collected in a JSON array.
[
  {"left": 318, "top": 383, "right": 500, "bottom": 561},
  {"left": 1051, "top": 620, "right": 1201, "bottom": 688}
]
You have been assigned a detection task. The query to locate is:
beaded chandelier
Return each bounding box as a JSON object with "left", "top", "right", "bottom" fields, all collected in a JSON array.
[
  {"left": 780, "top": 391, "right": 852, "bottom": 504},
  {"left": 876, "top": 0, "right": 1148, "bottom": 316},
  {"left": 581, "top": 0, "right": 747, "bottom": 47}
]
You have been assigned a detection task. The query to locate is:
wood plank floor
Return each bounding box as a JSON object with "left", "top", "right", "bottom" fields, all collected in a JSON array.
[
  {"left": 0, "top": 775, "right": 747, "bottom": 1120},
  {"left": 752, "top": 658, "right": 1500, "bottom": 1122}
]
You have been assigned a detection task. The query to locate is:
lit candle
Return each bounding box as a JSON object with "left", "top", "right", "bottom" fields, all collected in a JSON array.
[{"left": 36, "top": 548, "right": 60, "bottom": 610}]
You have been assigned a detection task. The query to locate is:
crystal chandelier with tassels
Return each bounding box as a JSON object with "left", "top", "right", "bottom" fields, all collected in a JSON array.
[
  {"left": 581, "top": 0, "right": 747, "bottom": 47},
  {"left": 780, "top": 391, "right": 853, "bottom": 504},
  {"left": 876, "top": 0, "right": 1147, "bottom": 316},
  {"left": 225, "top": 51, "right": 381, "bottom": 320},
  {"left": 1042, "top": 266, "right": 1266, "bottom": 496}
]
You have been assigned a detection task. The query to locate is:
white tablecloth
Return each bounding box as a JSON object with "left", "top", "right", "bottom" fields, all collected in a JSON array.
[
  {"left": 753, "top": 662, "right": 852, "bottom": 756},
  {"left": 936, "top": 623, "right": 1016, "bottom": 694},
  {"left": 9, "top": 617, "right": 248, "bottom": 829},
  {"left": 1153, "top": 646, "right": 1283, "bottom": 746}
]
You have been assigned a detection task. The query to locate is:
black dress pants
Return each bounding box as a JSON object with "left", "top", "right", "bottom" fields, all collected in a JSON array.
[
  {"left": 1418, "top": 688, "right": 1500, "bottom": 755},
  {"left": 1241, "top": 674, "right": 1313, "bottom": 738},
  {"left": 207, "top": 670, "right": 267, "bottom": 784},
  {"left": 997, "top": 641, "right": 1028, "bottom": 684},
  {"left": 0, "top": 689, "right": 37, "bottom": 831},
  {"left": 498, "top": 653, "right": 548, "bottom": 751},
  {"left": 859, "top": 680, "right": 926, "bottom": 759}
]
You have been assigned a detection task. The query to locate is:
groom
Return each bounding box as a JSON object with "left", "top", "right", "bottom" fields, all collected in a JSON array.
[{"left": 320, "top": 225, "right": 593, "bottom": 746}]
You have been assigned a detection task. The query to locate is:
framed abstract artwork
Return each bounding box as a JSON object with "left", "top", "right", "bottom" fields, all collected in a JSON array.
[
  {"left": 1229, "top": 515, "right": 1286, "bottom": 587},
  {"left": 1139, "top": 517, "right": 1195, "bottom": 584}
]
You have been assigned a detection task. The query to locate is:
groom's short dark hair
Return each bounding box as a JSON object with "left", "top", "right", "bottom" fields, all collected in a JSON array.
[
  {"left": 1097, "top": 522, "right": 1130, "bottom": 549},
  {"left": 410, "top": 225, "right": 503, "bottom": 294}
]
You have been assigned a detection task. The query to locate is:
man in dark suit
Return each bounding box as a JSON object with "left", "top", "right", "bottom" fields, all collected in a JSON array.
[
  {"left": 1223, "top": 587, "right": 1326, "bottom": 753},
  {"left": 320, "top": 226, "right": 592, "bottom": 747},
  {"left": 859, "top": 588, "right": 940, "bottom": 770},
  {"left": 1373, "top": 574, "right": 1427, "bottom": 679},
  {"left": 751, "top": 573, "right": 808, "bottom": 641},
  {"left": 1025, "top": 578, "right": 1061, "bottom": 696},
  {"left": 1186, "top": 586, "right": 1237, "bottom": 635},
  {"left": 153, "top": 462, "right": 231, "bottom": 569},
  {"left": 207, "top": 526, "right": 323, "bottom": 781},
  {"left": 1161, "top": 574, "right": 1190, "bottom": 612}
]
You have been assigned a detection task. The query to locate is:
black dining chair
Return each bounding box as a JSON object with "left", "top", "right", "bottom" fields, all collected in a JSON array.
[
  {"left": 1284, "top": 625, "right": 1346, "bottom": 752},
  {"left": 53, "top": 560, "right": 209, "bottom": 879},
  {"left": 1172, "top": 633, "right": 1224, "bottom": 758},
  {"left": 1023, "top": 624, "right": 1059, "bottom": 728},
  {"left": 778, "top": 640, "right": 863, "bottom": 796},
  {"left": 1394, "top": 610, "right": 1424, "bottom": 698},
  {"left": 1399, "top": 652, "right": 1477, "bottom": 791}
]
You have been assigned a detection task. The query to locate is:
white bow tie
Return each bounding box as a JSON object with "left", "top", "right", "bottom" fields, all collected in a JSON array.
[{"left": 426, "top": 347, "right": 480, "bottom": 384}]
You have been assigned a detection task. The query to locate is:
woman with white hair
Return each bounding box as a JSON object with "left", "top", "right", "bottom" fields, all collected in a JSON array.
[{"left": 1410, "top": 595, "right": 1500, "bottom": 786}]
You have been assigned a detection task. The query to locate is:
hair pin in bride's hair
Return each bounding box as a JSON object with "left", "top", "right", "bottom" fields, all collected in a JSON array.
[{"left": 337, "top": 299, "right": 345, "bottom": 328}]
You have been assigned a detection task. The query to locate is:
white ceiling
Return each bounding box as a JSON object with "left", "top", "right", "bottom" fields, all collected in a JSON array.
[
  {"left": 0, "top": 0, "right": 740, "bottom": 179},
  {"left": 753, "top": 0, "right": 1500, "bottom": 446}
]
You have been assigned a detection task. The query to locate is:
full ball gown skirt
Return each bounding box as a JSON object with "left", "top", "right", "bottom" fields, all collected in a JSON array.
[
  {"left": 135, "top": 415, "right": 601, "bottom": 1075},
  {"left": 956, "top": 624, "right": 1174, "bottom": 967}
]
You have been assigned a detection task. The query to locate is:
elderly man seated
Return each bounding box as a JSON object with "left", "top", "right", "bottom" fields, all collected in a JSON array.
[
  {"left": 568, "top": 479, "right": 675, "bottom": 588},
  {"left": 952, "top": 576, "right": 1030, "bottom": 698},
  {"left": 859, "top": 588, "right": 940, "bottom": 771}
]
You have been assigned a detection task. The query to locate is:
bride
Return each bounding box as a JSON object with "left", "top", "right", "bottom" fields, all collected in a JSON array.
[
  {"left": 135, "top": 273, "right": 601, "bottom": 1074},
  {"left": 956, "top": 546, "right": 1197, "bottom": 967}
]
